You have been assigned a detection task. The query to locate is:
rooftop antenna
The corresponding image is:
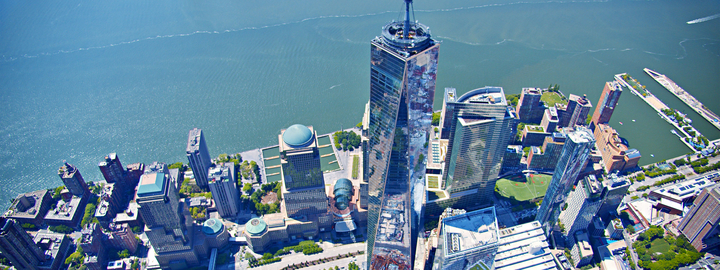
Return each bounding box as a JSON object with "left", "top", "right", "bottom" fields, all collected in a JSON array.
[{"left": 403, "top": 0, "right": 412, "bottom": 39}]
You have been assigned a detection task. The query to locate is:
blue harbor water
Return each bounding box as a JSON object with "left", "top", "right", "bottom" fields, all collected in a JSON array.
[{"left": 1, "top": 0, "right": 719, "bottom": 211}]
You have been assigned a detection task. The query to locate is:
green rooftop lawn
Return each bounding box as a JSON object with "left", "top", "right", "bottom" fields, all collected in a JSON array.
[
  {"left": 427, "top": 175, "right": 439, "bottom": 189},
  {"left": 495, "top": 173, "right": 551, "bottom": 201},
  {"left": 541, "top": 92, "right": 567, "bottom": 107}
]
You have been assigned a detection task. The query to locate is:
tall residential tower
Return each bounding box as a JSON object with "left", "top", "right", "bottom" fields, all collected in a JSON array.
[
  {"left": 58, "top": 161, "right": 89, "bottom": 197},
  {"left": 98, "top": 153, "right": 127, "bottom": 185},
  {"left": 364, "top": 0, "right": 440, "bottom": 268},
  {"left": 0, "top": 217, "right": 46, "bottom": 270},
  {"left": 591, "top": 81, "right": 622, "bottom": 130},
  {"left": 208, "top": 162, "right": 239, "bottom": 218},
  {"left": 187, "top": 128, "right": 212, "bottom": 189}
]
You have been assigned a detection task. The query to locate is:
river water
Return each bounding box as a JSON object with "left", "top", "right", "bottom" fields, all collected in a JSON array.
[{"left": 1, "top": 0, "right": 718, "bottom": 210}]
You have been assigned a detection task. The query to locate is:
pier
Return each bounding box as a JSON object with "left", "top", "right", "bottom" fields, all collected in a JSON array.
[
  {"left": 615, "top": 73, "right": 703, "bottom": 152},
  {"left": 644, "top": 68, "right": 720, "bottom": 131}
]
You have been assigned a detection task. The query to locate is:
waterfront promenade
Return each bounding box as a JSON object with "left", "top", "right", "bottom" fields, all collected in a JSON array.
[
  {"left": 614, "top": 73, "right": 699, "bottom": 152},
  {"left": 644, "top": 68, "right": 720, "bottom": 131}
]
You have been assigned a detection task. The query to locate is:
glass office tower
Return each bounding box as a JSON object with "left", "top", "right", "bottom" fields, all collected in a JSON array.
[
  {"left": 364, "top": 1, "right": 439, "bottom": 268},
  {"left": 536, "top": 127, "right": 595, "bottom": 234},
  {"left": 441, "top": 87, "right": 515, "bottom": 210}
]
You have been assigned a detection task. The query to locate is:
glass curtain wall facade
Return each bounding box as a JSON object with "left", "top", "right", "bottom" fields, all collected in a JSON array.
[
  {"left": 364, "top": 3, "right": 439, "bottom": 268},
  {"left": 440, "top": 87, "right": 515, "bottom": 210},
  {"left": 535, "top": 127, "right": 595, "bottom": 234}
]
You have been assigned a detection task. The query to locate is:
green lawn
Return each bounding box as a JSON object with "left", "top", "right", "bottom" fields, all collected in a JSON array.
[
  {"left": 648, "top": 238, "right": 671, "bottom": 254},
  {"left": 427, "top": 175, "right": 439, "bottom": 189},
  {"left": 495, "top": 173, "right": 552, "bottom": 201},
  {"left": 351, "top": 156, "right": 359, "bottom": 179},
  {"left": 541, "top": 92, "right": 567, "bottom": 107}
]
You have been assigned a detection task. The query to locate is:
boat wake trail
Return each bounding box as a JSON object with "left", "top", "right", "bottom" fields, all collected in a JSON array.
[
  {"left": 2, "top": 0, "right": 611, "bottom": 63},
  {"left": 687, "top": 13, "right": 720, "bottom": 24}
]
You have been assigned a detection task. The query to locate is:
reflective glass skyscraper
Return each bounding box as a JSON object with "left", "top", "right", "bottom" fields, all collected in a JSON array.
[
  {"left": 364, "top": 1, "right": 439, "bottom": 268},
  {"left": 431, "top": 87, "right": 515, "bottom": 213},
  {"left": 536, "top": 126, "right": 595, "bottom": 234}
]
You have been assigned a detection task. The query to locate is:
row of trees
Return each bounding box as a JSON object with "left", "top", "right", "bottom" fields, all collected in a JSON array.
[
  {"left": 693, "top": 160, "right": 720, "bottom": 174},
  {"left": 643, "top": 164, "right": 677, "bottom": 178}
]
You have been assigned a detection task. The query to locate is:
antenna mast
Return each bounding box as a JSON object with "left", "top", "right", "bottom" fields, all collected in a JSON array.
[{"left": 403, "top": 0, "right": 412, "bottom": 39}]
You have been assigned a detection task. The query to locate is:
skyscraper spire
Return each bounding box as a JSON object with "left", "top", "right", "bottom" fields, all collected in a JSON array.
[
  {"left": 366, "top": 1, "right": 440, "bottom": 268},
  {"left": 403, "top": 0, "right": 412, "bottom": 39}
]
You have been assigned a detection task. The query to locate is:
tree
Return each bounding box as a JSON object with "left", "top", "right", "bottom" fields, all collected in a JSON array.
[
  {"left": 627, "top": 225, "right": 636, "bottom": 234},
  {"left": 431, "top": 112, "right": 441, "bottom": 126},
  {"left": 118, "top": 249, "right": 130, "bottom": 259},
  {"left": 65, "top": 246, "right": 84, "bottom": 265},
  {"left": 49, "top": 225, "right": 74, "bottom": 234},
  {"left": 168, "top": 162, "right": 184, "bottom": 170},
  {"left": 505, "top": 94, "right": 520, "bottom": 107},
  {"left": 53, "top": 185, "right": 65, "bottom": 199},
  {"left": 243, "top": 183, "right": 253, "bottom": 194}
]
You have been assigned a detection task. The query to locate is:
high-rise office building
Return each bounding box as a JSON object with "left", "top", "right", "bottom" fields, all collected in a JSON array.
[
  {"left": 516, "top": 88, "right": 545, "bottom": 124},
  {"left": 58, "top": 161, "right": 89, "bottom": 197},
  {"left": 591, "top": 81, "right": 622, "bottom": 129},
  {"left": 364, "top": 0, "right": 440, "bottom": 268},
  {"left": 187, "top": 128, "right": 212, "bottom": 189},
  {"left": 678, "top": 184, "right": 720, "bottom": 251},
  {"left": 136, "top": 166, "right": 198, "bottom": 266},
  {"left": 98, "top": 153, "right": 127, "bottom": 185},
  {"left": 559, "top": 175, "right": 605, "bottom": 238},
  {"left": 136, "top": 167, "right": 185, "bottom": 244},
  {"left": 431, "top": 87, "right": 515, "bottom": 213},
  {"left": 278, "top": 124, "right": 328, "bottom": 218},
  {"left": 536, "top": 127, "right": 595, "bottom": 234},
  {"left": 598, "top": 173, "right": 630, "bottom": 219},
  {"left": 0, "top": 217, "right": 46, "bottom": 270},
  {"left": 208, "top": 162, "right": 239, "bottom": 218},
  {"left": 439, "top": 88, "right": 457, "bottom": 140}
]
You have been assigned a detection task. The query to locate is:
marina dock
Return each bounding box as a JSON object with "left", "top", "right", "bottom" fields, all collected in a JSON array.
[
  {"left": 615, "top": 73, "right": 701, "bottom": 152},
  {"left": 644, "top": 68, "right": 720, "bottom": 131}
]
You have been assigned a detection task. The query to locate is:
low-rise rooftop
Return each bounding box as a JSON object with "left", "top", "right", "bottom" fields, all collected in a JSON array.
[
  {"left": 442, "top": 207, "right": 498, "bottom": 257},
  {"left": 495, "top": 221, "right": 555, "bottom": 270}
]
